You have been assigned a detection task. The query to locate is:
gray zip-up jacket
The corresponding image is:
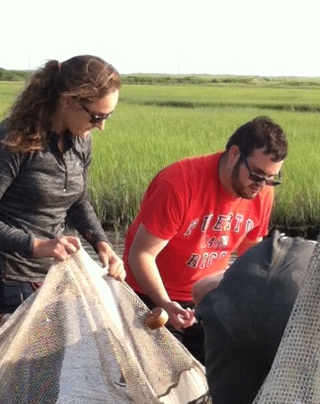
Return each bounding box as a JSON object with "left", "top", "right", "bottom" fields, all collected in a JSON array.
[{"left": 0, "top": 121, "right": 108, "bottom": 281}]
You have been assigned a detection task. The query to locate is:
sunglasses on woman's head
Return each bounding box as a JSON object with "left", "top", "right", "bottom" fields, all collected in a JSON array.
[{"left": 80, "top": 103, "right": 113, "bottom": 124}]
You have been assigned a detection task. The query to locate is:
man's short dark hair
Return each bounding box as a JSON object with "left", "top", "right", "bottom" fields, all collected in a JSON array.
[{"left": 226, "top": 116, "right": 288, "bottom": 162}]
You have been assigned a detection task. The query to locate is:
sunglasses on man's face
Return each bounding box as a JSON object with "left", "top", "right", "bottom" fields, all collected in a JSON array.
[
  {"left": 80, "top": 103, "right": 113, "bottom": 124},
  {"left": 240, "top": 154, "right": 282, "bottom": 186}
]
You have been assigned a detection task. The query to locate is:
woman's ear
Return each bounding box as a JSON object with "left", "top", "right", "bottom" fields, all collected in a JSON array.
[{"left": 59, "top": 95, "right": 78, "bottom": 112}]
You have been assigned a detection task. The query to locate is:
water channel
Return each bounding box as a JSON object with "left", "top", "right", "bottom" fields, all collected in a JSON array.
[
  {"left": 76, "top": 229, "right": 239, "bottom": 267},
  {"left": 74, "top": 225, "right": 319, "bottom": 265},
  {"left": 74, "top": 230, "right": 126, "bottom": 263}
]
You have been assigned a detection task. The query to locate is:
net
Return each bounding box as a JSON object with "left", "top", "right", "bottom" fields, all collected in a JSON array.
[
  {"left": 0, "top": 248, "right": 211, "bottom": 404},
  {"left": 254, "top": 235, "right": 320, "bottom": 404}
]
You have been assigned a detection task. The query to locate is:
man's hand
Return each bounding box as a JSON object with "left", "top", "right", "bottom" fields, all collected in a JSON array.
[
  {"left": 33, "top": 236, "right": 81, "bottom": 261},
  {"left": 162, "top": 301, "right": 196, "bottom": 330},
  {"left": 96, "top": 241, "right": 126, "bottom": 281}
]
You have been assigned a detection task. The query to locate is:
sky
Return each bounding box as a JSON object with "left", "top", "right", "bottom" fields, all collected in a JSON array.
[{"left": 1, "top": 0, "right": 320, "bottom": 77}]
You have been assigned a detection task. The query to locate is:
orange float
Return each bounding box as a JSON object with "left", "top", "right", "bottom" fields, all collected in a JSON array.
[{"left": 145, "top": 307, "right": 169, "bottom": 329}]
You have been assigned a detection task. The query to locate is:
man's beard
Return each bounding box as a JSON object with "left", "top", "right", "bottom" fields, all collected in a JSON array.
[{"left": 231, "top": 159, "right": 257, "bottom": 200}]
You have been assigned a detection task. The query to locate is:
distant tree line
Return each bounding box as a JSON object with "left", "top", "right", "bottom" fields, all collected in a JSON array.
[
  {"left": 0, "top": 68, "right": 31, "bottom": 81},
  {"left": 1, "top": 68, "right": 320, "bottom": 87}
]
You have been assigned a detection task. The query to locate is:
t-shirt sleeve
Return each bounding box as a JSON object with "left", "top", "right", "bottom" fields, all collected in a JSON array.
[{"left": 139, "top": 178, "right": 184, "bottom": 241}]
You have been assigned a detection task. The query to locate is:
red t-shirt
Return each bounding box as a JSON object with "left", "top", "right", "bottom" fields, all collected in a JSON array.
[{"left": 124, "top": 152, "right": 274, "bottom": 301}]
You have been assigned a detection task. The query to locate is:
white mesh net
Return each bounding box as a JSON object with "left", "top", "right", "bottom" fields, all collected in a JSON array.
[
  {"left": 0, "top": 248, "right": 210, "bottom": 404},
  {"left": 254, "top": 236, "right": 320, "bottom": 404}
]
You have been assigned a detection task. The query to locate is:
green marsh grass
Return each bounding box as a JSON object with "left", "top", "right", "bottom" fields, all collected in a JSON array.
[
  {"left": 1, "top": 81, "right": 320, "bottom": 237},
  {"left": 0, "top": 82, "right": 24, "bottom": 118}
]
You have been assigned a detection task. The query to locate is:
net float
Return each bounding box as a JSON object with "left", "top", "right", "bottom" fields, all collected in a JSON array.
[{"left": 145, "top": 307, "right": 169, "bottom": 329}]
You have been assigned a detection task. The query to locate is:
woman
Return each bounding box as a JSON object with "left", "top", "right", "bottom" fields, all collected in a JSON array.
[{"left": 0, "top": 55, "right": 125, "bottom": 314}]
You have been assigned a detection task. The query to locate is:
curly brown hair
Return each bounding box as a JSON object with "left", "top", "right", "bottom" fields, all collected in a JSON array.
[
  {"left": 3, "top": 55, "right": 121, "bottom": 153},
  {"left": 226, "top": 116, "right": 288, "bottom": 162}
]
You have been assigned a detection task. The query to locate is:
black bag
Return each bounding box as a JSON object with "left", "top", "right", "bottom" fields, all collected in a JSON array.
[{"left": 196, "top": 231, "right": 316, "bottom": 404}]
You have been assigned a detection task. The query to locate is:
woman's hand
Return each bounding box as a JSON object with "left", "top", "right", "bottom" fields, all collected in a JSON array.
[
  {"left": 32, "top": 236, "right": 81, "bottom": 261},
  {"left": 95, "top": 241, "right": 126, "bottom": 281}
]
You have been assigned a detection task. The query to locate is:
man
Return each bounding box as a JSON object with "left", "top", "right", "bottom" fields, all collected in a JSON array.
[
  {"left": 123, "top": 116, "right": 287, "bottom": 363},
  {"left": 194, "top": 231, "right": 315, "bottom": 404}
]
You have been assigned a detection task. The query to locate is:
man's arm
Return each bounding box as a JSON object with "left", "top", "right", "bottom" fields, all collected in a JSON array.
[
  {"left": 193, "top": 237, "right": 263, "bottom": 307},
  {"left": 192, "top": 271, "right": 226, "bottom": 307},
  {"left": 128, "top": 223, "right": 195, "bottom": 329},
  {"left": 237, "top": 236, "right": 262, "bottom": 256}
]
